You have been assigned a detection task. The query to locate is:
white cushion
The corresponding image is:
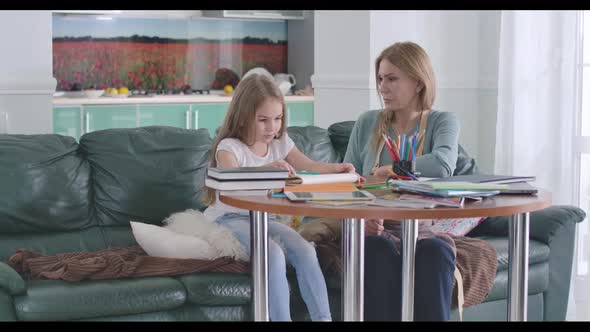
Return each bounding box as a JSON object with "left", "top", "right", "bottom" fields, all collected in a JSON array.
[
  {"left": 130, "top": 209, "right": 248, "bottom": 261},
  {"left": 130, "top": 221, "right": 217, "bottom": 259}
]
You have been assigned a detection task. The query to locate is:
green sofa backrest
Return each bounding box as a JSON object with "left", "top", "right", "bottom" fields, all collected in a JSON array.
[
  {"left": 0, "top": 127, "right": 213, "bottom": 260},
  {"left": 288, "top": 126, "right": 340, "bottom": 163},
  {"left": 0, "top": 134, "right": 98, "bottom": 260}
]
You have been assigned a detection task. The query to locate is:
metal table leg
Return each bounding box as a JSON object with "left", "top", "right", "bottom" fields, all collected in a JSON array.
[
  {"left": 401, "top": 219, "right": 419, "bottom": 322},
  {"left": 250, "top": 210, "right": 269, "bottom": 321},
  {"left": 507, "top": 212, "right": 530, "bottom": 321},
  {"left": 342, "top": 218, "right": 365, "bottom": 321}
]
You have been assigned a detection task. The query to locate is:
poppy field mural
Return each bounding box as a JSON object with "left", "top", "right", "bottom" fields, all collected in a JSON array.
[{"left": 53, "top": 16, "right": 288, "bottom": 91}]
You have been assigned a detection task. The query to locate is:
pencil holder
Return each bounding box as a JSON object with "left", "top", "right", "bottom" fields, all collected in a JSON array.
[{"left": 393, "top": 160, "right": 416, "bottom": 177}]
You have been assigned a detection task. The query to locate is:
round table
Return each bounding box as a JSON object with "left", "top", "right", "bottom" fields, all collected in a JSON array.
[{"left": 220, "top": 190, "right": 552, "bottom": 321}]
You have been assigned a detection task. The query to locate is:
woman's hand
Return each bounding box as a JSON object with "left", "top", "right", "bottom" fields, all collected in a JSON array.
[
  {"left": 370, "top": 165, "right": 392, "bottom": 177},
  {"left": 365, "top": 219, "right": 384, "bottom": 236},
  {"left": 264, "top": 160, "right": 296, "bottom": 176}
]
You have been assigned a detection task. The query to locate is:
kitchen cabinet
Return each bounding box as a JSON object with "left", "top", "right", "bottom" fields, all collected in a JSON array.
[
  {"left": 53, "top": 106, "right": 82, "bottom": 140},
  {"left": 286, "top": 101, "right": 314, "bottom": 127},
  {"left": 190, "top": 103, "right": 229, "bottom": 137},
  {"left": 83, "top": 105, "right": 137, "bottom": 133},
  {"left": 138, "top": 104, "right": 192, "bottom": 129},
  {"left": 52, "top": 99, "right": 313, "bottom": 141}
]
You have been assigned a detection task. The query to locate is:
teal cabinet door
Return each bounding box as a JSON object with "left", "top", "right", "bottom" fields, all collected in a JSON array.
[
  {"left": 191, "top": 103, "right": 229, "bottom": 137},
  {"left": 53, "top": 106, "right": 83, "bottom": 141},
  {"left": 83, "top": 105, "right": 137, "bottom": 133},
  {"left": 139, "top": 104, "right": 192, "bottom": 129},
  {"left": 286, "top": 101, "right": 314, "bottom": 127}
]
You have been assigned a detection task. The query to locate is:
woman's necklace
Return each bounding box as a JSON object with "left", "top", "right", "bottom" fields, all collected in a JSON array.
[{"left": 392, "top": 110, "right": 423, "bottom": 137}]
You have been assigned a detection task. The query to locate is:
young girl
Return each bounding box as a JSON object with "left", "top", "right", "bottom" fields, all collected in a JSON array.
[{"left": 203, "top": 73, "right": 358, "bottom": 321}]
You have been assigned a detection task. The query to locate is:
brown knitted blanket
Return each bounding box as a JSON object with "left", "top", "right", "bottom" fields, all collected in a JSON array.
[{"left": 7, "top": 246, "right": 249, "bottom": 282}]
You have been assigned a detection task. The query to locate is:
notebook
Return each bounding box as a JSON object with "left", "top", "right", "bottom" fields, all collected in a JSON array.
[
  {"left": 207, "top": 167, "right": 289, "bottom": 180},
  {"left": 428, "top": 174, "right": 536, "bottom": 184},
  {"left": 286, "top": 173, "right": 360, "bottom": 185},
  {"left": 284, "top": 182, "right": 358, "bottom": 193},
  {"left": 497, "top": 182, "right": 538, "bottom": 194},
  {"left": 391, "top": 180, "right": 509, "bottom": 191},
  {"left": 205, "top": 177, "right": 285, "bottom": 191}
]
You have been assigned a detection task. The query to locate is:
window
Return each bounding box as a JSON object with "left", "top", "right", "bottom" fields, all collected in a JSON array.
[{"left": 574, "top": 11, "right": 590, "bottom": 293}]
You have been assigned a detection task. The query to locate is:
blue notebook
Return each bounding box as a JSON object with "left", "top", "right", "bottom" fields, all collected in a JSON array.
[{"left": 428, "top": 174, "right": 536, "bottom": 184}]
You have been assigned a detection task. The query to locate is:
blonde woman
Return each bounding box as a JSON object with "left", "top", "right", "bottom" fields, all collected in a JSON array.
[
  {"left": 343, "top": 42, "right": 496, "bottom": 321},
  {"left": 203, "top": 74, "right": 357, "bottom": 321}
]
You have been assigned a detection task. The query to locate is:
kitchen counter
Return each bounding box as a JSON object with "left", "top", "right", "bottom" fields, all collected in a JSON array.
[{"left": 53, "top": 94, "right": 314, "bottom": 105}]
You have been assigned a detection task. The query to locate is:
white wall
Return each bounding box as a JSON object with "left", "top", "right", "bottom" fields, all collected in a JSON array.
[
  {"left": 476, "top": 11, "right": 501, "bottom": 174},
  {"left": 313, "top": 10, "right": 501, "bottom": 173},
  {"left": 0, "top": 10, "right": 55, "bottom": 134},
  {"left": 312, "top": 11, "right": 373, "bottom": 128},
  {"left": 288, "top": 10, "right": 315, "bottom": 90}
]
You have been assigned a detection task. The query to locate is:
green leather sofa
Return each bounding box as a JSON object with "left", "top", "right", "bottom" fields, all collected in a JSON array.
[{"left": 0, "top": 124, "right": 585, "bottom": 321}]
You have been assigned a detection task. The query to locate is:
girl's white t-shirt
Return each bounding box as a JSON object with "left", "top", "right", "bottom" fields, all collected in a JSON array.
[{"left": 203, "top": 134, "right": 295, "bottom": 222}]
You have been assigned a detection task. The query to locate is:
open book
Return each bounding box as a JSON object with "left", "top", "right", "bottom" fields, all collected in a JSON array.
[{"left": 286, "top": 173, "right": 360, "bottom": 185}]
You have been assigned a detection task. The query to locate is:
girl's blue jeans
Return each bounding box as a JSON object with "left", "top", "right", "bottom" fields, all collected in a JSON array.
[{"left": 215, "top": 213, "right": 332, "bottom": 321}]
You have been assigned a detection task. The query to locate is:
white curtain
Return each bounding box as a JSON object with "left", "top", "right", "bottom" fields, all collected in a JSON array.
[{"left": 495, "top": 11, "right": 583, "bottom": 320}]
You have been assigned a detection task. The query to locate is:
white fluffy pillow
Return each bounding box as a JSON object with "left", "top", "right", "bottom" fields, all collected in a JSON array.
[
  {"left": 130, "top": 209, "right": 247, "bottom": 261},
  {"left": 130, "top": 221, "right": 217, "bottom": 259}
]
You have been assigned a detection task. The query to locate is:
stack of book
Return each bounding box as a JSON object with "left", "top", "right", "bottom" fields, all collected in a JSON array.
[
  {"left": 426, "top": 174, "right": 538, "bottom": 194},
  {"left": 368, "top": 192, "right": 465, "bottom": 209},
  {"left": 205, "top": 167, "right": 289, "bottom": 192},
  {"left": 389, "top": 180, "right": 509, "bottom": 198}
]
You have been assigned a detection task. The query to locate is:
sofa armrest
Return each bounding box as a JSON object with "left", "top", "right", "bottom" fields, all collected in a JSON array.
[
  {"left": 468, "top": 205, "right": 586, "bottom": 245},
  {"left": 468, "top": 205, "right": 586, "bottom": 321},
  {"left": 0, "top": 262, "right": 26, "bottom": 295}
]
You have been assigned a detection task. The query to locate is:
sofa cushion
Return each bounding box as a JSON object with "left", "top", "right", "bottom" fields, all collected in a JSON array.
[
  {"left": 77, "top": 304, "right": 249, "bottom": 321},
  {"left": 328, "top": 121, "right": 355, "bottom": 162},
  {"left": 0, "top": 134, "right": 93, "bottom": 234},
  {"left": 288, "top": 126, "right": 340, "bottom": 163},
  {"left": 454, "top": 144, "right": 478, "bottom": 175},
  {"left": 176, "top": 273, "right": 251, "bottom": 306},
  {"left": 79, "top": 126, "right": 212, "bottom": 228},
  {"left": 481, "top": 236, "right": 550, "bottom": 271},
  {"left": 0, "top": 227, "right": 107, "bottom": 263},
  {"left": 484, "top": 262, "right": 549, "bottom": 302},
  {"left": 14, "top": 277, "right": 186, "bottom": 321}
]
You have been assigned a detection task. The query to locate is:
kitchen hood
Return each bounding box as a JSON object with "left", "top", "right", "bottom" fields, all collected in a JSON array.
[{"left": 201, "top": 10, "right": 305, "bottom": 20}]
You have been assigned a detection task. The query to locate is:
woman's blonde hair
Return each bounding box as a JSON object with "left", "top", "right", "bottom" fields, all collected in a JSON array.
[
  {"left": 203, "top": 73, "right": 287, "bottom": 205},
  {"left": 371, "top": 41, "right": 436, "bottom": 151}
]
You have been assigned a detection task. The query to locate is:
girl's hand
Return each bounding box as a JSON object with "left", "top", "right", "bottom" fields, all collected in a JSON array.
[
  {"left": 331, "top": 163, "right": 365, "bottom": 182},
  {"left": 333, "top": 162, "right": 356, "bottom": 174},
  {"left": 370, "top": 165, "right": 392, "bottom": 177},
  {"left": 365, "top": 219, "right": 384, "bottom": 236},
  {"left": 264, "top": 160, "right": 296, "bottom": 176}
]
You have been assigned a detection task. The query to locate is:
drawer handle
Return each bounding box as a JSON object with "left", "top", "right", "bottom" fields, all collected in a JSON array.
[
  {"left": 85, "top": 111, "right": 90, "bottom": 133},
  {"left": 185, "top": 110, "right": 191, "bottom": 129}
]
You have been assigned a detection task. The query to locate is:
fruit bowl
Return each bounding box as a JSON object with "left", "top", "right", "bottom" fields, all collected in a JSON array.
[{"left": 83, "top": 89, "right": 104, "bottom": 98}]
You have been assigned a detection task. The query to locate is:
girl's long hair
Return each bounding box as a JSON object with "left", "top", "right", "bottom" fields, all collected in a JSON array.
[
  {"left": 203, "top": 74, "right": 287, "bottom": 205},
  {"left": 371, "top": 41, "right": 436, "bottom": 151}
]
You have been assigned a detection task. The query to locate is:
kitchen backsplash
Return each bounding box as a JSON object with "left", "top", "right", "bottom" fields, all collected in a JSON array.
[{"left": 53, "top": 15, "right": 287, "bottom": 91}]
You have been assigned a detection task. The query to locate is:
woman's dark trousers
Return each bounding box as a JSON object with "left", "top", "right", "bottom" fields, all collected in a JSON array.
[{"left": 363, "top": 235, "right": 456, "bottom": 321}]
